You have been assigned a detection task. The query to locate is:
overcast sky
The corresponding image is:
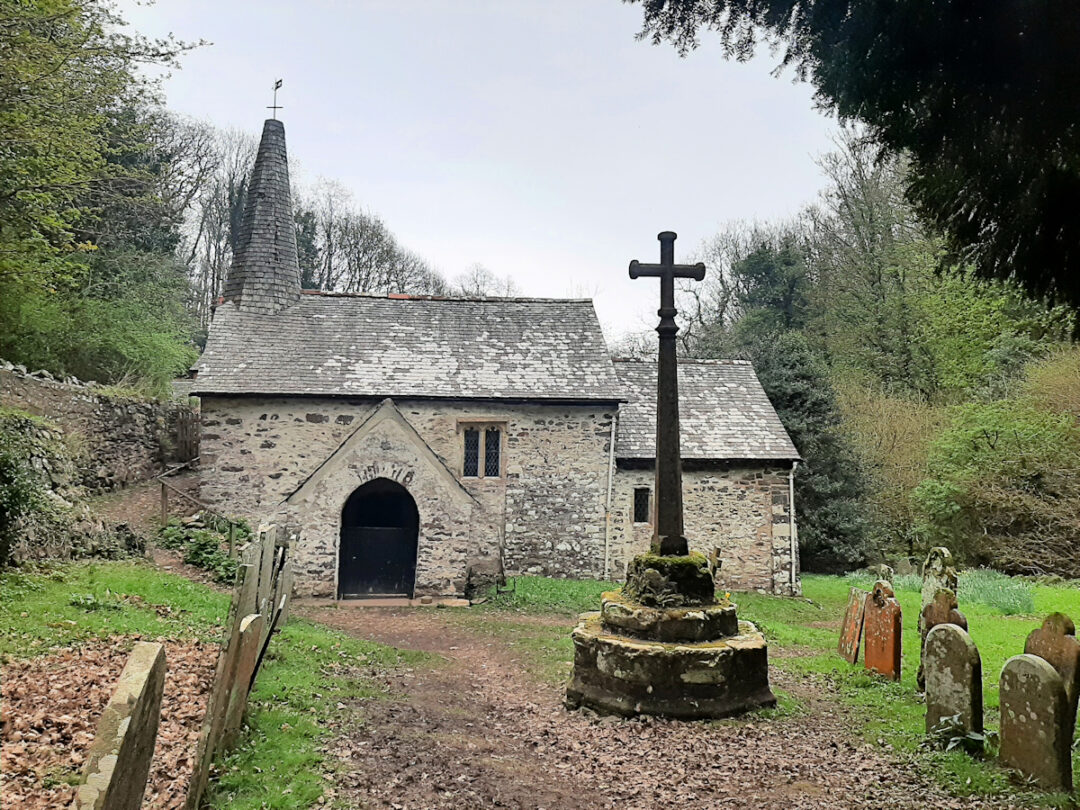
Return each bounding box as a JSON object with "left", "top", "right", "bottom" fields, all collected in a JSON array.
[{"left": 120, "top": 0, "right": 839, "bottom": 341}]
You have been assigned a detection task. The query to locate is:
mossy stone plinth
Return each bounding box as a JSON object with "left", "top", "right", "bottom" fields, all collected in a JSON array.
[
  {"left": 600, "top": 591, "right": 738, "bottom": 642},
  {"left": 565, "top": 614, "right": 776, "bottom": 719},
  {"left": 622, "top": 552, "right": 715, "bottom": 607}
]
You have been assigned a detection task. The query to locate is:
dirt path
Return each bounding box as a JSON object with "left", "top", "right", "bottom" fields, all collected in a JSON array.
[
  {"left": 89, "top": 470, "right": 201, "bottom": 535},
  {"left": 303, "top": 606, "right": 1014, "bottom": 810}
]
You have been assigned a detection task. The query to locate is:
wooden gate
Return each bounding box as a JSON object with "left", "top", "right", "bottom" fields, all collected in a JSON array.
[{"left": 175, "top": 409, "right": 200, "bottom": 462}]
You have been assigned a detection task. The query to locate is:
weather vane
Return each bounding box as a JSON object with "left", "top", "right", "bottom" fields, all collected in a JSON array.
[{"left": 267, "top": 79, "right": 283, "bottom": 119}]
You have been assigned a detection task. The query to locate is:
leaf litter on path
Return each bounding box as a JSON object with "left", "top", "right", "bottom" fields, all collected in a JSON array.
[{"left": 1, "top": 637, "right": 217, "bottom": 810}]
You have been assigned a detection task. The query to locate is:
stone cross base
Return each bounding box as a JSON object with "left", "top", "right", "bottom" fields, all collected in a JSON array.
[{"left": 565, "top": 552, "right": 775, "bottom": 719}]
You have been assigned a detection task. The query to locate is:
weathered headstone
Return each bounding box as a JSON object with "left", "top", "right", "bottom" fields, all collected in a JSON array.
[
  {"left": 863, "top": 580, "right": 902, "bottom": 680},
  {"left": 918, "top": 588, "right": 967, "bottom": 691},
  {"left": 1024, "top": 612, "right": 1080, "bottom": 734},
  {"left": 838, "top": 587, "right": 869, "bottom": 664},
  {"left": 72, "top": 642, "right": 166, "bottom": 810},
  {"left": 1000, "top": 654, "right": 1072, "bottom": 793},
  {"left": 924, "top": 623, "right": 982, "bottom": 736},
  {"left": 920, "top": 547, "right": 958, "bottom": 634},
  {"left": 221, "top": 613, "right": 266, "bottom": 750},
  {"left": 874, "top": 563, "right": 895, "bottom": 583}
]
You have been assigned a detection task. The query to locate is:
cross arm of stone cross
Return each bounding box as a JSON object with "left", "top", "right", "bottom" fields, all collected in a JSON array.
[
  {"left": 628, "top": 260, "right": 707, "bottom": 281},
  {"left": 629, "top": 232, "right": 705, "bottom": 321}
]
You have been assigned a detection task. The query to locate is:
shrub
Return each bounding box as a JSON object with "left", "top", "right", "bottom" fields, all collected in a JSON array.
[
  {"left": 157, "top": 513, "right": 245, "bottom": 583},
  {"left": 0, "top": 436, "right": 43, "bottom": 565},
  {"left": 913, "top": 399, "right": 1080, "bottom": 577}
]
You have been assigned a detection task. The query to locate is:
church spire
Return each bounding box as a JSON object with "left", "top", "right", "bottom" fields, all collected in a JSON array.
[{"left": 222, "top": 118, "right": 300, "bottom": 314}]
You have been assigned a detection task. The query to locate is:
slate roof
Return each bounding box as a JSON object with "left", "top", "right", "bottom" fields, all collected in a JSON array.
[
  {"left": 613, "top": 358, "right": 799, "bottom": 461},
  {"left": 193, "top": 292, "right": 624, "bottom": 401}
]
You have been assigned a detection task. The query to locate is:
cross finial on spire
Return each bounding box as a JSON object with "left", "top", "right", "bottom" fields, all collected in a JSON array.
[{"left": 267, "top": 78, "right": 283, "bottom": 119}]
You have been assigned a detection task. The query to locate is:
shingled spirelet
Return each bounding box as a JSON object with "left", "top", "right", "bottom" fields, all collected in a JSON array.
[{"left": 191, "top": 118, "right": 801, "bottom": 600}]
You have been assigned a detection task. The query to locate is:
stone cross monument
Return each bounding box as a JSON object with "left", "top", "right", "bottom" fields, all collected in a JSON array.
[
  {"left": 565, "top": 229, "right": 774, "bottom": 720},
  {"left": 629, "top": 231, "right": 706, "bottom": 555}
]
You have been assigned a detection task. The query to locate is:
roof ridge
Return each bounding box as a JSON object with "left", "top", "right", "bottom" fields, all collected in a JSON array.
[
  {"left": 611, "top": 357, "right": 752, "bottom": 366},
  {"left": 299, "top": 290, "right": 592, "bottom": 304}
]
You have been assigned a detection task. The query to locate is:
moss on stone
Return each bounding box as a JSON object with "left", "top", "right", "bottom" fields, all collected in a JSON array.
[{"left": 622, "top": 551, "right": 715, "bottom": 608}]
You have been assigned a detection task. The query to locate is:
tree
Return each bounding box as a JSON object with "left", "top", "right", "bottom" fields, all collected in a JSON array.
[
  {"left": 630, "top": 0, "right": 1080, "bottom": 308},
  {"left": 453, "top": 264, "right": 519, "bottom": 297},
  {"left": 686, "top": 234, "right": 873, "bottom": 569},
  {"left": 0, "top": 0, "right": 193, "bottom": 281},
  {"left": 743, "top": 331, "right": 873, "bottom": 571}
]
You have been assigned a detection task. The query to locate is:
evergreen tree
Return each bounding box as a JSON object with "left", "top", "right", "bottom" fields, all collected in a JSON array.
[
  {"left": 630, "top": 0, "right": 1080, "bottom": 309},
  {"left": 750, "top": 333, "right": 872, "bottom": 570},
  {"left": 693, "top": 239, "right": 873, "bottom": 570}
]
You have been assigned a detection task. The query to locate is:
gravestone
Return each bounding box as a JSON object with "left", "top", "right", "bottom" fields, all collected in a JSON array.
[
  {"left": 1000, "top": 654, "right": 1072, "bottom": 792},
  {"left": 863, "top": 580, "right": 902, "bottom": 680},
  {"left": 838, "top": 587, "right": 869, "bottom": 664},
  {"left": 918, "top": 588, "right": 967, "bottom": 691},
  {"left": 920, "top": 547, "right": 958, "bottom": 634},
  {"left": 72, "top": 642, "right": 166, "bottom": 810},
  {"left": 924, "top": 623, "right": 982, "bottom": 736},
  {"left": 1024, "top": 612, "right": 1080, "bottom": 735}
]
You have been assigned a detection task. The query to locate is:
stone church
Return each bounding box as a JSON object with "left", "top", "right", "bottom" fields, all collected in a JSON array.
[{"left": 193, "top": 119, "right": 802, "bottom": 600}]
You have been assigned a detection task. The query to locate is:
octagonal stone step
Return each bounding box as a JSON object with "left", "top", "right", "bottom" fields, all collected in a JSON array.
[
  {"left": 600, "top": 591, "right": 739, "bottom": 642},
  {"left": 565, "top": 613, "right": 776, "bottom": 719}
]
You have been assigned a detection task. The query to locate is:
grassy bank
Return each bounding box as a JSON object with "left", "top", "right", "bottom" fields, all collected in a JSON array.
[
  {"left": 0, "top": 561, "right": 420, "bottom": 809},
  {"left": 468, "top": 572, "right": 1080, "bottom": 807}
]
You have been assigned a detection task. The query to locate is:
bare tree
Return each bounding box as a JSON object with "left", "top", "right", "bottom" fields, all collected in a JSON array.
[{"left": 452, "top": 264, "right": 519, "bottom": 297}]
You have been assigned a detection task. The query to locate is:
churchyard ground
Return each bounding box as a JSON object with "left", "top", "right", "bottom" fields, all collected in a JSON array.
[
  {"left": 3, "top": 555, "right": 1078, "bottom": 808},
  {"left": 305, "top": 573, "right": 1079, "bottom": 809}
]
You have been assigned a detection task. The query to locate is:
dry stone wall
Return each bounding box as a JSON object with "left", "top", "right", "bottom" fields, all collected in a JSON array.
[
  {"left": 199, "top": 396, "right": 615, "bottom": 596},
  {"left": 609, "top": 464, "right": 800, "bottom": 595},
  {"left": 0, "top": 364, "right": 191, "bottom": 491}
]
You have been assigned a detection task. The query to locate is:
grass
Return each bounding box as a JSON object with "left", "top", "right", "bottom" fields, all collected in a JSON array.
[
  {"left": 0, "top": 561, "right": 229, "bottom": 657},
  {"left": 465, "top": 571, "right": 1080, "bottom": 807},
  {"left": 0, "top": 560, "right": 422, "bottom": 810},
  {"left": 843, "top": 567, "right": 1038, "bottom": 615},
  {"left": 7, "top": 561, "right": 1077, "bottom": 806},
  {"left": 475, "top": 575, "right": 618, "bottom": 615},
  {"left": 207, "top": 619, "right": 429, "bottom": 810}
]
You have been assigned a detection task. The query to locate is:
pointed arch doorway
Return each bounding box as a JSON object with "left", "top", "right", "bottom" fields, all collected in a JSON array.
[{"left": 338, "top": 478, "right": 419, "bottom": 598}]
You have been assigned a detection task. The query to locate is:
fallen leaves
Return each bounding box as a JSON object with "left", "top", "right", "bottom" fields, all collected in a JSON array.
[
  {"left": 1, "top": 636, "right": 218, "bottom": 810},
  {"left": 311, "top": 607, "right": 1023, "bottom": 810}
]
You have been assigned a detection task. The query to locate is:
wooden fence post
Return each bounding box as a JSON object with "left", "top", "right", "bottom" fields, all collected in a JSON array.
[{"left": 160, "top": 481, "right": 168, "bottom": 525}]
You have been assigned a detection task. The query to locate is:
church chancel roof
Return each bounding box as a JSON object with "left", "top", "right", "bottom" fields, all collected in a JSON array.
[
  {"left": 614, "top": 358, "right": 799, "bottom": 461},
  {"left": 194, "top": 292, "right": 624, "bottom": 401}
]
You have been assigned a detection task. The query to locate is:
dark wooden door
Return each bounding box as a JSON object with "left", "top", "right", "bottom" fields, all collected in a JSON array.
[
  {"left": 339, "top": 526, "right": 417, "bottom": 597},
  {"left": 338, "top": 478, "right": 419, "bottom": 598}
]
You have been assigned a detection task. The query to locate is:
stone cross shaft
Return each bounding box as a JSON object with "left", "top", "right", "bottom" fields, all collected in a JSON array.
[{"left": 629, "top": 231, "right": 706, "bottom": 556}]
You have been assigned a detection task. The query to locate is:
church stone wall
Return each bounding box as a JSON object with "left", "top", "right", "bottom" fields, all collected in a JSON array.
[
  {"left": 199, "top": 396, "right": 615, "bottom": 595},
  {"left": 609, "top": 464, "right": 801, "bottom": 596}
]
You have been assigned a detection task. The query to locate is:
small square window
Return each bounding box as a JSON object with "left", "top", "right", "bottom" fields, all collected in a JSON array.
[
  {"left": 633, "top": 487, "right": 651, "bottom": 523},
  {"left": 484, "top": 428, "right": 501, "bottom": 477},
  {"left": 463, "top": 429, "right": 480, "bottom": 477}
]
